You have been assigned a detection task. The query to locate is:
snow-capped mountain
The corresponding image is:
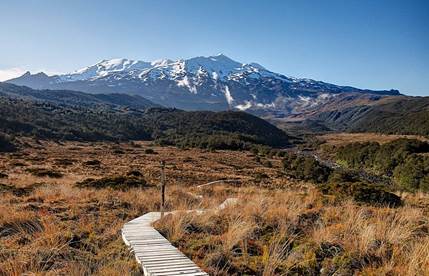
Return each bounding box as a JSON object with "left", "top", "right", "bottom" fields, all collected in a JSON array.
[{"left": 7, "top": 54, "right": 400, "bottom": 115}]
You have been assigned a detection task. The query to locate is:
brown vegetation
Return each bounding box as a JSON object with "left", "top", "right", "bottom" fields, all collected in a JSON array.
[
  {"left": 0, "top": 139, "right": 428, "bottom": 275},
  {"left": 318, "top": 133, "right": 429, "bottom": 146},
  {"left": 155, "top": 187, "right": 429, "bottom": 275}
]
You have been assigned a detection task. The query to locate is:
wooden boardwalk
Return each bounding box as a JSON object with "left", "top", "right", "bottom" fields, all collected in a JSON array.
[
  {"left": 122, "top": 211, "right": 208, "bottom": 275},
  {"left": 122, "top": 198, "right": 237, "bottom": 276}
]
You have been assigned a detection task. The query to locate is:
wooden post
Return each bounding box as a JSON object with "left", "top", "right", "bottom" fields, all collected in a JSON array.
[{"left": 160, "top": 160, "right": 166, "bottom": 219}]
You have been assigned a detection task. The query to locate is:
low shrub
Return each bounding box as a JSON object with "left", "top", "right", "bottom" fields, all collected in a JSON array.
[
  {"left": 0, "top": 216, "right": 44, "bottom": 238},
  {"left": 54, "top": 158, "right": 76, "bottom": 166},
  {"left": 11, "top": 161, "right": 27, "bottom": 167},
  {"left": 393, "top": 154, "right": 429, "bottom": 192},
  {"left": 144, "top": 148, "right": 157, "bottom": 154},
  {"left": 76, "top": 174, "right": 150, "bottom": 190},
  {"left": 112, "top": 148, "right": 125, "bottom": 154},
  {"left": 250, "top": 145, "right": 273, "bottom": 156},
  {"left": 0, "top": 182, "right": 45, "bottom": 197},
  {"left": 282, "top": 153, "right": 332, "bottom": 183},
  {"left": 84, "top": 159, "right": 102, "bottom": 166},
  {"left": 319, "top": 181, "right": 401, "bottom": 207},
  {"left": 26, "top": 168, "right": 63, "bottom": 178},
  {"left": 263, "top": 160, "right": 273, "bottom": 168},
  {"left": 0, "top": 183, "right": 24, "bottom": 196},
  {"left": 254, "top": 172, "right": 270, "bottom": 183},
  {"left": 0, "top": 134, "right": 17, "bottom": 152},
  {"left": 283, "top": 156, "right": 402, "bottom": 206},
  {"left": 126, "top": 170, "right": 143, "bottom": 177}
]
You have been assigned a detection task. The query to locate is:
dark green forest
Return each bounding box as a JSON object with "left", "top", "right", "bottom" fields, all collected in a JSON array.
[
  {"left": 335, "top": 139, "right": 429, "bottom": 192},
  {"left": 0, "top": 96, "right": 290, "bottom": 150},
  {"left": 282, "top": 153, "right": 401, "bottom": 206}
]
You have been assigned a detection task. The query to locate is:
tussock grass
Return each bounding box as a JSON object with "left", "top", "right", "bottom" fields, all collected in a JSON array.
[
  {"left": 156, "top": 187, "right": 429, "bottom": 275},
  {"left": 1, "top": 140, "right": 428, "bottom": 275}
]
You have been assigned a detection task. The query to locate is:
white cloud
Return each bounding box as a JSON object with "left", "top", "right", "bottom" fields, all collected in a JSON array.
[{"left": 0, "top": 67, "right": 26, "bottom": 81}]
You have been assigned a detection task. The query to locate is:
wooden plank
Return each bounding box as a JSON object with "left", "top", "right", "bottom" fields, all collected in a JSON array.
[
  {"left": 122, "top": 198, "right": 237, "bottom": 275},
  {"left": 122, "top": 211, "right": 208, "bottom": 276}
]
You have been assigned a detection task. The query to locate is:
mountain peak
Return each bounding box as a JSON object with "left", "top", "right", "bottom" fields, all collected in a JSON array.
[
  {"left": 6, "top": 54, "right": 400, "bottom": 115},
  {"left": 61, "top": 58, "right": 152, "bottom": 81},
  {"left": 211, "top": 53, "right": 231, "bottom": 59},
  {"left": 151, "top": 58, "right": 173, "bottom": 67},
  {"left": 183, "top": 54, "right": 242, "bottom": 78},
  {"left": 34, "top": 72, "right": 49, "bottom": 77}
]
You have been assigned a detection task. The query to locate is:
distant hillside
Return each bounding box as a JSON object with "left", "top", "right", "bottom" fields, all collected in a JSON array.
[
  {"left": 145, "top": 108, "right": 291, "bottom": 149},
  {"left": 0, "top": 96, "right": 152, "bottom": 141},
  {"left": 280, "top": 96, "right": 429, "bottom": 137},
  {"left": 0, "top": 82, "right": 159, "bottom": 110},
  {"left": 0, "top": 84, "right": 290, "bottom": 149},
  {"left": 348, "top": 97, "right": 429, "bottom": 136}
]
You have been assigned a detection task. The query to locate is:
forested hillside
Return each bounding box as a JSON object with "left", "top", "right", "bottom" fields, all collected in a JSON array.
[
  {"left": 0, "top": 93, "right": 290, "bottom": 149},
  {"left": 349, "top": 97, "right": 429, "bottom": 136},
  {"left": 0, "top": 82, "right": 159, "bottom": 109},
  {"left": 302, "top": 96, "right": 429, "bottom": 137}
]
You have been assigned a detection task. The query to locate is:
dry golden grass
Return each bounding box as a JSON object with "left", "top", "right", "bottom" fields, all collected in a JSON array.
[
  {"left": 1, "top": 140, "right": 428, "bottom": 275},
  {"left": 156, "top": 187, "right": 429, "bottom": 275},
  {"left": 318, "top": 132, "right": 429, "bottom": 146},
  {"left": 0, "top": 140, "right": 286, "bottom": 275}
]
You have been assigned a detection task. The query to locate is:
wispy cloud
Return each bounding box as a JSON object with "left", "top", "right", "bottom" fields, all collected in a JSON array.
[{"left": 0, "top": 67, "right": 27, "bottom": 81}]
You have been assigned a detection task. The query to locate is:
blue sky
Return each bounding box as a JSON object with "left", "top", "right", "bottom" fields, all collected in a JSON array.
[{"left": 0, "top": 0, "right": 428, "bottom": 95}]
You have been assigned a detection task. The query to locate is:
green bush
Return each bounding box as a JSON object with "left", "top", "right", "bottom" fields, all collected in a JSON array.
[
  {"left": 321, "top": 170, "right": 402, "bottom": 207},
  {"left": 282, "top": 153, "right": 332, "bottom": 183},
  {"left": 319, "top": 181, "right": 401, "bottom": 207},
  {"left": 393, "top": 154, "right": 429, "bottom": 192},
  {"left": 282, "top": 156, "right": 402, "bottom": 206},
  {"left": 335, "top": 139, "right": 429, "bottom": 192}
]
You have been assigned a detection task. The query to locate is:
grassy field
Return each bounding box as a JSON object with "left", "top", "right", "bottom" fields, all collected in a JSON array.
[
  {"left": 156, "top": 187, "right": 429, "bottom": 275},
  {"left": 0, "top": 140, "right": 283, "bottom": 275},
  {"left": 1, "top": 139, "right": 428, "bottom": 275},
  {"left": 318, "top": 133, "right": 429, "bottom": 146}
]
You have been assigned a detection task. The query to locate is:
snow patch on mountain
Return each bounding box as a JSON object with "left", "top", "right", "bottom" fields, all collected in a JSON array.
[
  {"left": 56, "top": 54, "right": 290, "bottom": 87},
  {"left": 236, "top": 101, "right": 252, "bottom": 111},
  {"left": 60, "top": 58, "right": 152, "bottom": 82},
  {"left": 177, "top": 75, "right": 197, "bottom": 94},
  {"left": 224, "top": 86, "right": 234, "bottom": 105}
]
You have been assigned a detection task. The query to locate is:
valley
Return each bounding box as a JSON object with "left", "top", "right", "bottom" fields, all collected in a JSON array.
[
  {"left": 2, "top": 1, "right": 428, "bottom": 275},
  {"left": 1, "top": 73, "right": 429, "bottom": 276}
]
